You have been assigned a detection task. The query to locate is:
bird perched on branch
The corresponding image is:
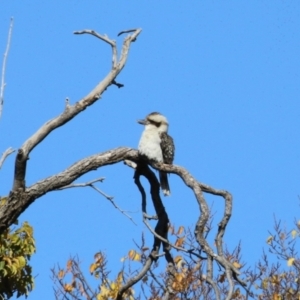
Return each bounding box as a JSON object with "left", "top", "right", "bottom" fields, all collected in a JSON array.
[{"left": 137, "top": 112, "right": 175, "bottom": 196}]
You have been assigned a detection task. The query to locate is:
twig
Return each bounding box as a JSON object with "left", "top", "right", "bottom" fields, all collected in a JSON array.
[
  {"left": 65, "top": 97, "right": 71, "bottom": 110},
  {"left": 72, "top": 258, "right": 97, "bottom": 299},
  {"left": 149, "top": 268, "right": 165, "bottom": 291},
  {"left": 111, "top": 79, "right": 124, "bottom": 88},
  {"left": 143, "top": 216, "right": 202, "bottom": 259},
  {"left": 90, "top": 184, "right": 113, "bottom": 200},
  {"left": 0, "top": 17, "right": 13, "bottom": 119},
  {"left": 91, "top": 184, "right": 136, "bottom": 225},
  {"left": 74, "top": 30, "right": 114, "bottom": 46},
  {"left": 57, "top": 177, "right": 105, "bottom": 190},
  {"left": 58, "top": 177, "right": 136, "bottom": 225},
  {"left": 117, "top": 250, "right": 157, "bottom": 300},
  {"left": 74, "top": 29, "right": 117, "bottom": 69},
  {"left": 118, "top": 29, "right": 139, "bottom": 37},
  {"left": 0, "top": 147, "right": 15, "bottom": 169}
]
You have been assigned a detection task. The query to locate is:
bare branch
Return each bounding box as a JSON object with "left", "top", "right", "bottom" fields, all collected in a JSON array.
[
  {"left": 57, "top": 177, "right": 105, "bottom": 190},
  {"left": 4, "top": 147, "right": 242, "bottom": 295},
  {"left": 0, "top": 17, "right": 13, "bottom": 119},
  {"left": 72, "top": 258, "right": 96, "bottom": 299},
  {"left": 117, "top": 250, "right": 157, "bottom": 300},
  {"left": 3, "top": 149, "right": 238, "bottom": 275},
  {"left": 12, "top": 28, "right": 142, "bottom": 192},
  {"left": 90, "top": 184, "right": 113, "bottom": 200},
  {"left": 0, "top": 147, "right": 15, "bottom": 169},
  {"left": 73, "top": 29, "right": 117, "bottom": 68},
  {"left": 3, "top": 144, "right": 244, "bottom": 297},
  {"left": 118, "top": 29, "right": 139, "bottom": 36},
  {"left": 90, "top": 184, "right": 136, "bottom": 225},
  {"left": 143, "top": 216, "right": 202, "bottom": 259},
  {"left": 203, "top": 272, "right": 221, "bottom": 300},
  {"left": 57, "top": 177, "right": 136, "bottom": 224},
  {"left": 1, "top": 147, "right": 137, "bottom": 231},
  {"left": 74, "top": 29, "right": 115, "bottom": 46},
  {"left": 150, "top": 162, "right": 240, "bottom": 277}
]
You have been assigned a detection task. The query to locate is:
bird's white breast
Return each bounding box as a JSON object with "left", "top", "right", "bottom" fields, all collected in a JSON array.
[{"left": 138, "top": 128, "right": 163, "bottom": 162}]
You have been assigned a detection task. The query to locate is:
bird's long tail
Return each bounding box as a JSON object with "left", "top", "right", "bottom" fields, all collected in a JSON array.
[{"left": 159, "top": 171, "right": 170, "bottom": 196}]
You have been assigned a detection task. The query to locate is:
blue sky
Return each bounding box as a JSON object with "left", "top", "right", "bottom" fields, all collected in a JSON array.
[{"left": 1, "top": 1, "right": 300, "bottom": 299}]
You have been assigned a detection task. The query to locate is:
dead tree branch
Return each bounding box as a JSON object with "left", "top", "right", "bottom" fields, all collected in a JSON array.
[
  {"left": 117, "top": 250, "right": 157, "bottom": 300},
  {"left": 143, "top": 216, "right": 202, "bottom": 259},
  {"left": 134, "top": 161, "right": 171, "bottom": 255},
  {"left": 1, "top": 144, "right": 244, "bottom": 299},
  {"left": 2, "top": 147, "right": 136, "bottom": 231},
  {"left": 117, "top": 160, "right": 176, "bottom": 299},
  {"left": 118, "top": 29, "right": 139, "bottom": 37},
  {"left": 90, "top": 184, "right": 137, "bottom": 225},
  {"left": 2, "top": 144, "right": 244, "bottom": 298},
  {"left": 132, "top": 161, "right": 176, "bottom": 298},
  {"left": 0, "top": 147, "right": 15, "bottom": 169},
  {"left": 73, "top": 29, "right": 117, "bottom": 69},
  {"left": 11, "top": 28, "right": 141, "bottom": 192},
  {"left": 0, "top": 17, "right": 13, "bottom": 120}
]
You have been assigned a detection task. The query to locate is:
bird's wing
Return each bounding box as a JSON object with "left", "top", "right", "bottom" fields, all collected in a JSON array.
[{"left": 160, "top": 132, "right": 175, "bottom": 164}]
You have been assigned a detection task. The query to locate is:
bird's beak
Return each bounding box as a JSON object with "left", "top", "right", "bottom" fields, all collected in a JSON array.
[{"left": 137, "top": 119, "right": 147, "bottom": 125}]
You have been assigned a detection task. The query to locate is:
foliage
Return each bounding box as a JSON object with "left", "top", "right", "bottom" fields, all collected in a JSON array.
[
  {"left": 52, "top": 218, "right": 300, "bottom": 300},
  {"left": 0, "top": 213, "right": 35, "bottom": 299},
  {"left": 250, "top": 218, "right": 300, "bottom": 299},
  {"left": 52, "top": 253, "right": 135, "bottom": 300}
]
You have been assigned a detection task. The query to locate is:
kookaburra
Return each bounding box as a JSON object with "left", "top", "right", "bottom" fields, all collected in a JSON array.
[{"left": 137, "top": 112, "right": 175, "bottom": 196}]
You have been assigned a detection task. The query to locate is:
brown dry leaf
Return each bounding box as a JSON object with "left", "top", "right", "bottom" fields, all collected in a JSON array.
[
  {"left": 218, "top": 272, "right": 226, "bottom": 283},
  {"left": 233, "top": 261, "right": 242, "bottom": 269},
  {"left": 271, "top": 275, "right": 279, "bottom": 285},
  {"left": 58, "top": 269, "right": 65, "bottom": 279},
  {"left": 177, "top": 226, "right": 185, "bottom": 235},
  {"left": 175, "top": 237, "right": 185, "bottom": 248},
  {"left": 232, "top": 288, "right": 240, "bottom": 298},
  {"left": 174, "top": 256, "right": 183, "bottom": 264},
  {"left": 272, "top": 293, "right": 281, "bottom": 300},
  {"left": 64, "top": 283, "right": 73, "bottom": 293},
  {"left": 128, "top": 250, "right": 136, "bottom": 260},
  {"left": 66, "top": 259, "right": 72, "bottom": 271},
  {"left": 94, "top": 252, "right": 102, "bottom": 260}
]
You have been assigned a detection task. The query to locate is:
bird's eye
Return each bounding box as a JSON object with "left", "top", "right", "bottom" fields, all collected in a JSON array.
[{"left": 149, "top": 120, "right": 160, "bottom": 127}]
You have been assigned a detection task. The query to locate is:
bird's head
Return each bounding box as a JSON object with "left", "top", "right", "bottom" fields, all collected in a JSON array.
[{"left": 137, "top": 112, "right": 169, "bottom": 132}]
